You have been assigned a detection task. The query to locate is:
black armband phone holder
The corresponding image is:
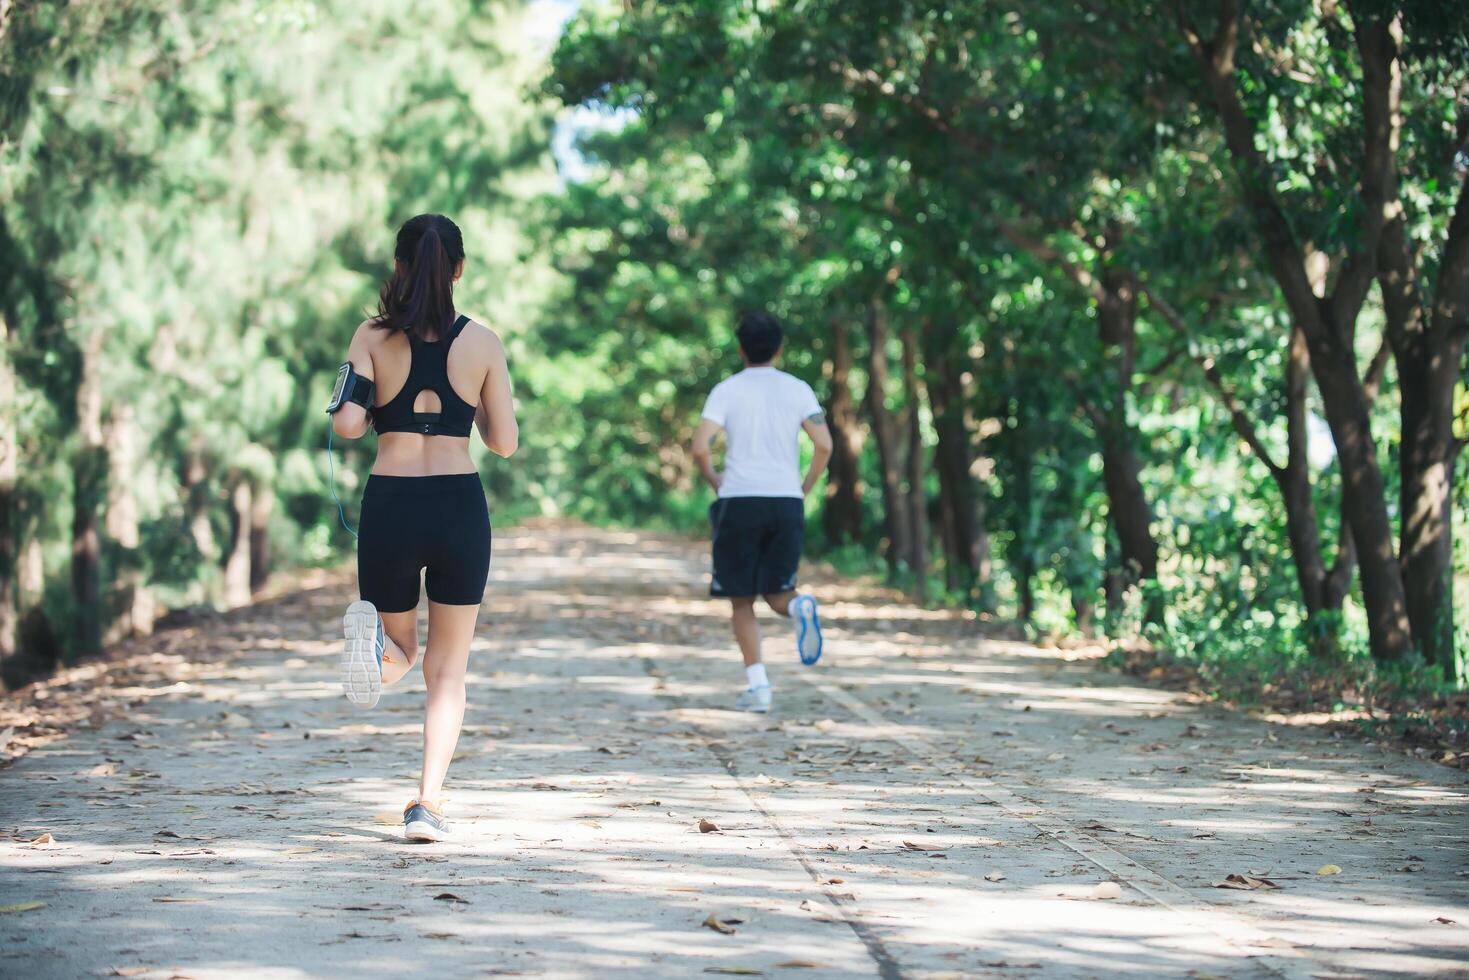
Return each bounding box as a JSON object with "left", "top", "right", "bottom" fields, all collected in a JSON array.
[{"left": 326, "top": 362, "right": 375, "bottom": 415}]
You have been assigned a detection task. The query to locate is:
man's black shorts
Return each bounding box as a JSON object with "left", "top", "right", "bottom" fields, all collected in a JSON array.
[{"left": 709, "top": 496, "right": 805, "bottom": 598}]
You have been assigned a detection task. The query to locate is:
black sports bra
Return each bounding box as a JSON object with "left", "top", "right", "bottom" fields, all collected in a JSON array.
[{"left": 372, "top": 315, "right": 477, "bottom": 437}]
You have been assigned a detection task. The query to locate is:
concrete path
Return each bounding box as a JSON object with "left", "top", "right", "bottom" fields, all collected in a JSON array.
[{"left": 2, "top": 524, "right": 1467, "bottom": 978}]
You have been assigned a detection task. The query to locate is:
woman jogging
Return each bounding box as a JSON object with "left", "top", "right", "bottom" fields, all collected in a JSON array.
[{"left": 329, "top": 213, "right": 517, "bottom": 842}]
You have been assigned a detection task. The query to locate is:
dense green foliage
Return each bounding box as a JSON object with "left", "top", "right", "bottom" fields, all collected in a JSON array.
[
  {"left": 1, "top": 1, "right": 1466, "bottom": 699},
  {"left": 539, "top": 0, "right": 1469, "bottom": 690}
]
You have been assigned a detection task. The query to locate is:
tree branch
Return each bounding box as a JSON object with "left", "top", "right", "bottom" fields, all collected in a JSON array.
[
  {"left": 1176, "top": 0, "right": 1323, "bottom": 335},
  {"left": 1431, "top": 168, "right": 1469, "bottom": 340},
  {"left": 1324, "top": 511, "right": 1358, "bottom": 604},
  {"left": 1139, "top": 284, "right": 1282, "bottom": 475},
  {"left": 1330, "top": 5, "right": 1401, "bottom": 331},
  {"left": 992, "top": 215, "right": 1108, "bottom": 305},
  {"left": 1139, "top": 340, "right": 1189, "bottom": 379},
  {"left": 1362, "top": 336, "right": 1391, "bottom": 402}
]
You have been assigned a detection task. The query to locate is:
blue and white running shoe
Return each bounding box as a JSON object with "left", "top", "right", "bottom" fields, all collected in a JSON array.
[
  {"left": 791, "top": 593, "right": 823, "bottom": 666},
  {"left": 404, "top": 799, "right": 450, "bottom": 842},
  {"left": 341, "top": 599, "right": 384, "bottom": 708}
]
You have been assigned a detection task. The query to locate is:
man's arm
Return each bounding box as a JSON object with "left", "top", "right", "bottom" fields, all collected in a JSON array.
[
  {"left": 801, "top": 412, "right": 834, "bottom": 496},
  {"left": 691, "top": 418, "right": 723, "bottom": 494}
]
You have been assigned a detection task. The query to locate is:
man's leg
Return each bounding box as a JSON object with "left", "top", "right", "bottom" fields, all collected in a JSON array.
[
  {"left": 731, "top": 596, "right": 762, "bottom": 666},
  {"left": 758, "top": 499, "right": 823, "bottom": 666},
  {"left": 762, "top": 591, "right": 795, "bottom": 617},
  {"left": 731, "top": 596, "right": 771, "bottom": 712}
]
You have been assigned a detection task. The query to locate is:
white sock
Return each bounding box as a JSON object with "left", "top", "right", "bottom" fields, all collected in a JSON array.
[{"left": 746, "top": 663, "right": 769, "bottom": 689}]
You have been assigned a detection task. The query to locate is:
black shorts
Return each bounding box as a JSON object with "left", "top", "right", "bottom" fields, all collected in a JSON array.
[
  {"left": 709, "top": 496, "right": 805, "bottom": 598},
  {"left": 357, "top": 473, "right": 491, "bottom": 612}
]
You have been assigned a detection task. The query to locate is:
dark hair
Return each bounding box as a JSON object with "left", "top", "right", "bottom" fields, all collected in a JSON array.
[
  {"left": 736, "top": 310, "right": 783, "bottom": 364},
  {"left": 373, "top": 214, "right": 465, "bottom": 342}
]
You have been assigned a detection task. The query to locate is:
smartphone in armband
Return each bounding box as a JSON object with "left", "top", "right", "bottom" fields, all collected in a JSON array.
[{"left": 326, "top": 362, "right": 374, "bottom": 415}]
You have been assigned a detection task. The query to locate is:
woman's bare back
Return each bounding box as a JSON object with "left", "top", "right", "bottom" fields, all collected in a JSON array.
[{"left": 336, "top": 315, "right": 518, "bottom": 476}]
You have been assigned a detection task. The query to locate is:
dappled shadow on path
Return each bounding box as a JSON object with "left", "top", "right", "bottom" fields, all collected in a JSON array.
[{"left": 1, "top": 525, "right": 1467, "bottom": 978}]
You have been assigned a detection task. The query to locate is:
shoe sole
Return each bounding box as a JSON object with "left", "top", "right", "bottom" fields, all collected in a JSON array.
[
  {"left": 341, "top": 600, "right": 381, "bottom": 708},
  {"left": 404, "top": 820, "right": 448, "bottom": 842},
  {"left": 794, "top": 596, "right": 823, "bottom": 666}
]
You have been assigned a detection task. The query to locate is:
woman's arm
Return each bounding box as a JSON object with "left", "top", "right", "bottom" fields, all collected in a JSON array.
[
  {"left": 475, "top": 329, "right": 518, "bottom": 457},
  {"left": 331, "top": 322, "right": 375, "bottom": 439}
]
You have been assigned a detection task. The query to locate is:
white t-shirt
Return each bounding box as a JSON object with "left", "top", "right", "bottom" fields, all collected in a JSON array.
[{"left": 701, "top": 367, "right": 822, "bottom": 499}]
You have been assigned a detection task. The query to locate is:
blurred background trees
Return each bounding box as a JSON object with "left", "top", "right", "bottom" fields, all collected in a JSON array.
[
  {"left": 1, "top": 0, "right": 1466, "bottom": 697},
  {"left": 0, "top": 0, "right": 556, "bottom": 687}
]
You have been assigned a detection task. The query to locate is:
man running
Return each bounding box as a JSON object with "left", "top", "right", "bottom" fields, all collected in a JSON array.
[{"left": 692, "top": 310, "right": 833, "bottom": 713}]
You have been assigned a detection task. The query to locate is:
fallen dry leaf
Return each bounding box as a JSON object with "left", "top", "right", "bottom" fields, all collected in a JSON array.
[
  {"left": 701, "top": 914, "right": 740, "bottom": 935},
  {"left": 1247, "top": 937, "right": 1297, "bottom": 949},
  {"left": 703, "top": 969, "right": 763, "bottom": 976},
  {"left": 698, "top": 818, "right": 720, "bottom": 833},
  {"left": 772, "top": 962, "right": 825, "bottom": 969},
  {"left": 151, "top": 897, "right": 205, "bottom": 903},
  {"left": 0, "top": 902, "right": 46, "bottom": 914},
  {"left": 27, "top": 833, "right": 54, "bottom": 845},
  {"left": 1432, "top": 916, "right": 1456, "bottom": 925},
  {"left": 1316, "top": 864, "right": 1342, "bottom": 876},
  {"left": 433, "top": 893, "right": 469, "bottom": 904},
  {"left": 1090, "top": 881, "right": 1123, "bottom": 900},
  {"left": 1213, "top": 874, "right": 1280, "bottom": 891},
  {"left": 285, "top": 847, "right": 317, "bottom": 855},
  {"left": 901, "top": 840, "right": 945, "bottom": 851},
  {"left": 984, "top": 870, "right": 1006, "bottom": 882}
]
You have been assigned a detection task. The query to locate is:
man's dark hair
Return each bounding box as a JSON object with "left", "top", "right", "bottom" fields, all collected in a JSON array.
[{"left": 736, "top": 310, "right": 783, "bottom": 364}]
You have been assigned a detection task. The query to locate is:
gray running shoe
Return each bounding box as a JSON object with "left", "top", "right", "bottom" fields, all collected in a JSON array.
[
  {"left": 341, "top": 600, "right": 384, "bottom": 708},
  {"left": 403, "top": 800, "right": 450, "bottom": 842},
  {"left": 735, "top": 685, "right": 773, "bottom": 713}
]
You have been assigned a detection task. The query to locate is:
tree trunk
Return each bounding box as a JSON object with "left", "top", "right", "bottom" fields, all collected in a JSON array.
[
  {"left": 1306, "top": 318, "right": 1414, "bottom": 662},
  {"left": 822, "top": 317, "right": 864, "bottom": 546},
  {"left": 1071, "top": 589, "right": 1095, "bottom": 635},
  {"left": 71, "top": 329, "right": 105, "bottom": 659},
  {"left": 1095, "top": 266, "right": 1160, "bottom": 607},
  {"left": 923, "top": 322, "right": 991, "bottom": 605},
  {"left": 865, "top": 297, "right": 912, "bottom": 578},
  {"left": 1379, "top": 173, "right": 1469, "bottom": 678},
  {"left": 0, "top": 313, "right": 15, "bottom": 687},
  {"left": 1013, "top": 444, "right": 1037, "bottom": 623},
  {"left": 250, "top": 482, "right": 274, "bottom": 594},
  {"left": 1277, "top": 327, "right": 1330, "bottom": 617},
  {"left": 183, "top": 446, "right": 216, "bottom": 566},
  {"left": 104, "top": 405, "right": 154, "bottom": 642},
  {"left": 900, "top": 322, "right": 929, "bottom": 602},
  {"left": 223, "top": 476, "right": 252, "bottom": 609}
]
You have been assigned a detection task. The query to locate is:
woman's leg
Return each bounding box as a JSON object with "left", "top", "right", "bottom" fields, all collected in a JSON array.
[
  {"left": 379, "top": 609, "right": 419, "bottom": 686},
  {"left": 417, "top": 600, "right": 479, "bottom": 806}
]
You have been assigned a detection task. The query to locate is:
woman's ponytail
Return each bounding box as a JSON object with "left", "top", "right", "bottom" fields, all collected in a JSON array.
[{"left": 373, "top": 214, "right": 466, "bottom": 343}]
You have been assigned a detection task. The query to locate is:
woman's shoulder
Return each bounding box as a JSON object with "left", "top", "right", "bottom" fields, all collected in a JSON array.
[
  {"left": 351, "top": 316, "right": 391, "bottom": 345},
  {"left": 456, "top": 317, "right": 506, "bottom": 356}
]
